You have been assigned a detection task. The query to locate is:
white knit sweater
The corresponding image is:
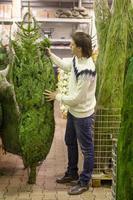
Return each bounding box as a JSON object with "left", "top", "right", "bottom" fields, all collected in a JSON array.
[{"left": 50, "top": 53, "right": 97, "bottom": 118}]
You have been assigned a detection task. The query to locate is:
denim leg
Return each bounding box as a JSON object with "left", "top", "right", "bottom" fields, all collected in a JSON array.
[
  {"left": 74, "top": 114, "right": 94, "bottom": 185},
  {"left": 65, "top": 112, "right": 78, "bottom": 177}
]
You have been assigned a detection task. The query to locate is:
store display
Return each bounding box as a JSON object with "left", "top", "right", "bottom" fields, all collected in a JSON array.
[
  {"left": 57, "top": 62, "right": 70, "bottom": 118},
  {"left": 0, "top": 0, "right": 132, "bottom": 199},
  {"left": 55, "top": 7, "right": 89, "bottom": 18},
  {"left": 0, "top": 4, "right": 12, "bottom": 18}
]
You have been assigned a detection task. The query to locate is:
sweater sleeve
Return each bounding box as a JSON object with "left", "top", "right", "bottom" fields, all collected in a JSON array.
[
  {"left": 50, "top": 53, "right": 72, "bottom": 72},
  {"left": 56, "top": 75, "right": 91, "bottom": 107}
]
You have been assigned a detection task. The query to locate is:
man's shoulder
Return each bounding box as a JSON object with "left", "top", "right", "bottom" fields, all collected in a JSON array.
[
  {"left": 77, "top": 69, "right": 96, "bottom": 80},
  {"left": 77, "top": 57, "right": 96, "bottom": 78},
  {"left": 62, "top": 57, "right": 73, "bottom": 63}
]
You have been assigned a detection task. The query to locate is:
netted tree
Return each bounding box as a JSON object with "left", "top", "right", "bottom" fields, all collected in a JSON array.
[
  {"left": 0, "top": 43, "right": 9, "bottom": 123},
  {"left": 0, "top": 12, "right": 56, "bottom": 184},
  {"left": 116, "top": 58, "right": 133, "bottom": 200},
  {"left": 94, "top": 0, "right": 111, "bottom": 95},
  {"left": 94, "top": 0, "right": 133, "bottom": 199},
  {"left": 93, "top": 0, "right": 130, "bottom": 174},
  {"left": 95, "top": 0, "right": 129, "bottom": 108},
  {"left": 116, "top": 2, "right": 133, "bottom": 200}
]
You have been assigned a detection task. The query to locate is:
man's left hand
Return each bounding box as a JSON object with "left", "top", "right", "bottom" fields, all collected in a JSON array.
[{"left": 43, "top": 90, "right": 58, "bottom": 101}]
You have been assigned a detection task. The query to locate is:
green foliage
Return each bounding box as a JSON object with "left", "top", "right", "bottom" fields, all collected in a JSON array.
[
  {"left": 0, "top": 43, "right": 9, "bottom": 132},
  {"left": 127, "top": 3, "right": 133, "bottom": 59},
  {"left": 0, "top": 84, "right": 21, "bottom": 154},
  {"left": 94, "top": 1, "right": 132, "bottom": 187},
  {"left": 117, "top": 57, "right": 133, "bottom": 200},
  {"left": 0, "top": 42, "right": 9, "bottom": 70},
  {"left": 12, "top": 12, "right": 56, "bottom": 167},
  {"left": 94, "top": 0, "right": 111, "bottom": 96},
  {"left": 97, "top": 0, "right": 129, "bottom": 108}
]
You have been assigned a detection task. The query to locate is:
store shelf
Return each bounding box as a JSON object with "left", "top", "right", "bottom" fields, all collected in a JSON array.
[
  {"left": 0, "top": 18, "right": 21, "bottom": 24},
  {"left": 22, "top": 0, "right": 79, "bottom": 7},
  {"left": 51, "top": 46, "right": 70, "bottom": 50},
  {"left": 34, "top": 17, "right": 91, "bottom": 23},
  {"left": 50, "top": 39, "right": 71, "bottom": 50},
  {"left": 0, "top": 17, "right": 91, "bottom": 24},
  {"left": 50, "top": 39, "right": 71, "bottom": 42}
]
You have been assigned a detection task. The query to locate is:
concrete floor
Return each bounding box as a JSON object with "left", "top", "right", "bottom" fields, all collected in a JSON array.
[{"left": 0, "top": 102, "right": 112, "bottom": 200}]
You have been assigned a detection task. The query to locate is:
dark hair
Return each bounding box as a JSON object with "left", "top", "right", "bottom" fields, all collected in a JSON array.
[{"left": 71, "top": 32, "right": 92, "bottom": 58}]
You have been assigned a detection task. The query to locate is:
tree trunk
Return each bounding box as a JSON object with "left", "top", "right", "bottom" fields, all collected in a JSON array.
[{"left": 28, "top": 164, "right": 36, "bottom": 184}]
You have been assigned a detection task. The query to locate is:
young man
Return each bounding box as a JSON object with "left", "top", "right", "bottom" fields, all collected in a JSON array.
[{"left": 44, "top": 32, "right": 97, "bottom": 195}]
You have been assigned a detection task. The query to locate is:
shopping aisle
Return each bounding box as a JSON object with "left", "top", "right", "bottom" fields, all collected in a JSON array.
[{"left": 0, "top": 102, "right": 111, "bottom": 200}]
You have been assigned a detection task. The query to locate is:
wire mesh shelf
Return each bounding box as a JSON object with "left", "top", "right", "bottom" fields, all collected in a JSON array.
[{"left": 93, "top": 108, "right": 121, "bottom": 174}]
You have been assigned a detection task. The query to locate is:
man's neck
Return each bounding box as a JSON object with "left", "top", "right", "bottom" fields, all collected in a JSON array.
[
  {"left": 76, "top": 55, "right": 87, "bottom": 60},
  {"left": 76, "top": 52, "right": 83, "bottom": 59}
]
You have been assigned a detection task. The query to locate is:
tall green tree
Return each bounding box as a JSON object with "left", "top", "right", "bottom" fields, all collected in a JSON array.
[
  {"left": 94, "top": 0, "right": 133, "bottom": 199},
  {"left": 117, "top": 57, "right": 133, "bottom": 200},
  {"left": 94, "top": 0, "right": 128, "bottom": 174},
  {"left": 116, "top": 2, "right": 133, "bottom": 200},
  {"left": 95, "top": 0, "right": 129, "bottom": 108},
  {"left": 0, "top": 12, "right": 56, "bottom": 184},
  {"left": 94, "top": 0, "right": 111, "bottom": 95}
]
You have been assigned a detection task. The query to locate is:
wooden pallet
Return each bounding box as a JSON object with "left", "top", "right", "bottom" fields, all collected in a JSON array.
[{"left": 92, "top": 173, "right": 112, "bottom": 187}]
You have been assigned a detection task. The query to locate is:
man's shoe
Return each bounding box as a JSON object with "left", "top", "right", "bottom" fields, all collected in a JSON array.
[
  {"left": 68, "top": 180, "right": 79, "bottom": 186},
  {"left": 56, "top": 174, "right": 79, "bottom": 184},
  {"left": 68, "top": 182, "right": 89, "bottom": 195}
]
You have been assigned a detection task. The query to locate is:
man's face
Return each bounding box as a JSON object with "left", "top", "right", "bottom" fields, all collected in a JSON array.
[{"left": 70, "top": 40, "right": 81, "bottom": 56}]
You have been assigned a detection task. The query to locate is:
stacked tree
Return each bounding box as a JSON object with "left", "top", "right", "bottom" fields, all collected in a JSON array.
[
  {"left": 0, "top": 12, "right": 56, "bottom": 184},
  {"left": 116, "top": 58, "right": 133, "bottom": 200},
  {"left": 93, "top": 0, "right": 131, "bottom": 174},
  {"left": 0, "top": 43, "right": 19, "bottom": 155},
  {"left": 95, "top": 0, "right": 129, "bottom": 107},
  {"left": 116, "top": 2, "right": 133, "bottom": 200},
  {"left": 0, "top": 43, "right": 9, "bottom": 70},
  {"left": 94, "top": 0, "right": 133, "bottom": 199},
  {"left": 0, "top": 43, "right": 8, "bottom": 127}
]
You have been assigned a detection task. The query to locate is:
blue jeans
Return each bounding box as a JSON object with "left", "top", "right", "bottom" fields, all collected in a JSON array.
[{"left": 65, "top": 112, "right": 94, "bottom": 186}]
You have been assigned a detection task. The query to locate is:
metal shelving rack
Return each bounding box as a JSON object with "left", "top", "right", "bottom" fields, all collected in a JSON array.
[
  {"left": 0, "top": 17, "right": 91, "bottom": 24},
  {"left": 0, "top": 0, "right": 93, "bottom": 51}
]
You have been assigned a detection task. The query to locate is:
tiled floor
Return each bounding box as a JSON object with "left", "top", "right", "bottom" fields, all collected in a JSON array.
[{"left": 0, "top": 102, "right": 112, "bottom": 200}]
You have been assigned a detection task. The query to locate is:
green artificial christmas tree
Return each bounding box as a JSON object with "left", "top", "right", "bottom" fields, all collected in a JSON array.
[{"left": 0, "top": 12, "right": 56, "bottom": 184}]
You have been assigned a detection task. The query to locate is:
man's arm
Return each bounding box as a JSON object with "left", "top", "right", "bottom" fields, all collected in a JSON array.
[
  {"left": 56, "top": 76, "right": 90, "bottom": 107},
  {"left": 46, "top": 48, "right": 72, "bottom": 72}
]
